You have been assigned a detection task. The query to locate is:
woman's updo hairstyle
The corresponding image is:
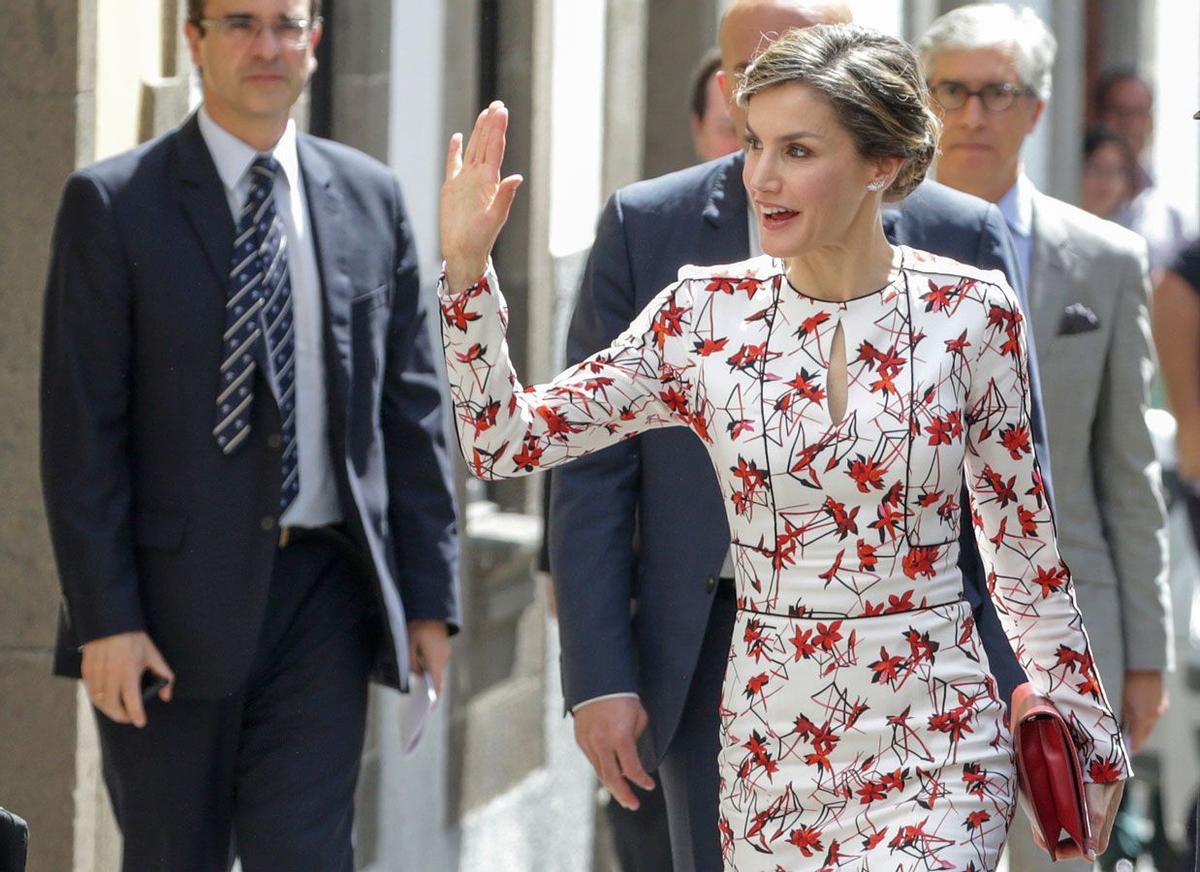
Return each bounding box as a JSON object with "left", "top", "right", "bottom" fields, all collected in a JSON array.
[{"left": 735, "top": 24, "right": 941, "bottom": 202}]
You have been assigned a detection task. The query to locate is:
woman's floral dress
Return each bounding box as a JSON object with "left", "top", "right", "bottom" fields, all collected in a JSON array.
[{"left": 438, "top": 247, "right": 1129, "bottom": 871}]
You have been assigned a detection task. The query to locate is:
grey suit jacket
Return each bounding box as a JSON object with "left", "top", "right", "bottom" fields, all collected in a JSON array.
[{"left": 1026, "top": 190, "right": 1172, "bottom": 701}]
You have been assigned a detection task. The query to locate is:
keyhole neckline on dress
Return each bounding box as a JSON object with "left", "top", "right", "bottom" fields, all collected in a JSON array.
[{"left": 778, "top": 245, "right": 908, "bottom": 306}]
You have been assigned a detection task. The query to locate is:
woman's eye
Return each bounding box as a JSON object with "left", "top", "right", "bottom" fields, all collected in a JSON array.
[
  {"left": 745, "top": 138, "right": 761, "bottom": 151},
  {"left": 786, "top": 145, "right": 808, "bottom": 158}
]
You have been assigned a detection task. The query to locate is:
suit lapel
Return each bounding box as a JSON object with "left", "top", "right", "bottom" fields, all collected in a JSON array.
[
  {"left": 297, "top": 136, "right": 352, "bottom": 386},
  {"left": 702, "top": 152, "right": 751, "bottom": 262},
  {"left": 1028, "top": 194, "right": 1077, "bottom": 359},
  {"left": 173, "top": 114, "right": 236, "bottom": 287}
]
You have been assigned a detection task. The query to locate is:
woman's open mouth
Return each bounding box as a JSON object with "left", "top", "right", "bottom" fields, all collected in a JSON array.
[{"left": 760, "top": 205, "right": 799, "bottom": 229}]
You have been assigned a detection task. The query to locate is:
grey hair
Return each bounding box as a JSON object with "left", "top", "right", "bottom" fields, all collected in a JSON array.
[
  {"left": 735, "top": 23, "right": 942, "bottom": 202},
  {"left": 917, "top": 3, "right": 1057, "bottom": 101}
]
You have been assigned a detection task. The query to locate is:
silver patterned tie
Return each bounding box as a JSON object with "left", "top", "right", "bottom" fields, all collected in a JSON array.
[{"left": 213, "top": 156, "right": 300, "bottom": 512}]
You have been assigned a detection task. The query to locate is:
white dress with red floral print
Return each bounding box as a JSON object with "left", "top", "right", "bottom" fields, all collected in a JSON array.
[{"left": 437, "top": 247, "right": 1129, "bottom": 871}]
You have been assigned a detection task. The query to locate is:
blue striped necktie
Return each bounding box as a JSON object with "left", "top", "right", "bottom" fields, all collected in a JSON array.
[{"left": 213, "top": 156, "right": 300, "bottom": 513}]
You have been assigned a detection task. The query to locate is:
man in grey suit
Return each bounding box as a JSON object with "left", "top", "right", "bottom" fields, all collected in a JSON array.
[
  {"left": 919, "top": 5, "right": 1171, "bottom": 870},
  {"left": 549, "top": 2, "right": 1057, "bottom": 869}
]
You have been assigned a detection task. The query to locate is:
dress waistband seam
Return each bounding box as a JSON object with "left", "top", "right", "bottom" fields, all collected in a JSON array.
[{"left": 736, "top": 597, "right": 967, "bottom": 621}]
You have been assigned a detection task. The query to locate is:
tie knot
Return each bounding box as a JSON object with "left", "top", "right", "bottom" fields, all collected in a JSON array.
[{"left": 250, "top": 155, "right": 281, "bottom": 185}]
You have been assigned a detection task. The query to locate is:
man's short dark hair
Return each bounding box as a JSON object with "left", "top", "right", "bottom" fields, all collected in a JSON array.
[
  {"left": 689, "top": 47, "right": 724, "bottom": 121},
  {"left": 186, "top": 1, "right": 323, "bottom": 24},
  {"left": 1094, "top": 66, "right": 1153, "bottom": 110}
]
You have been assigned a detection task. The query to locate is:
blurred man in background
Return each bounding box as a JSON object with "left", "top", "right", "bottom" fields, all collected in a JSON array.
[
  {"left": 688, "top": 48, "right": 741, "bottom": 163},
  {"left": 920, "top": 5, "right": 1172, "bottom": 869},
  {"left": 1096, "top": 68, "right": 1189, "bottom": 275}
]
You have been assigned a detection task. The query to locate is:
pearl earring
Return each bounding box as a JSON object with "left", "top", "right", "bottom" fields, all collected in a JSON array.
[{"left": 866, "top": 179, "right": 887, "bottom": 192}]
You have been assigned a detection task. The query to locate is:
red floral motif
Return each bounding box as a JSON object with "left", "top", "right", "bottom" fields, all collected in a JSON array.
[
  {"left": 847, "top": 455, "right": 886, "bottom": 493},
  {"left": 694, "top": 336, "right": 729, "bottom": 356},
  {"left": 1033, "top": 563, "right": 1070, "bottom": 598},
  {"left": 787, "top": 825, "right": 824, "bottom": 857},
  {"left": 902, "top": 546, "right": 940, "bottom": 580},
  {"left": 869, "top": 646, "right": 908, "bottom": 686}
]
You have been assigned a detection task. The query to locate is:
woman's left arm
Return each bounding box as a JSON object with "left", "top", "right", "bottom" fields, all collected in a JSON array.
[{"left": 961, "top": 279, "right": 1128, "bottom": 853}]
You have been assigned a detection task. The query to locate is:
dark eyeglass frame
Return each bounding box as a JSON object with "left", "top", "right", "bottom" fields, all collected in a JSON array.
[
  {"left": 194, "top": 15, "right": 322, "bottom": 49},
  {"left": 929, "top": 80, "right": 1037, "bottom": 113}
]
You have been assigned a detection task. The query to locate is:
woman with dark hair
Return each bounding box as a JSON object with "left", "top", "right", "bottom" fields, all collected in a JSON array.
[
  {"left": 1081, "top": 126, "right": 1137, "bottom": 220},
  {"left": 438, "top": 24, "right": 1127, "bottom": 870}
]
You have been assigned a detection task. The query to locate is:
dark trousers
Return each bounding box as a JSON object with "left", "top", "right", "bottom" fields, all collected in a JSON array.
[
  {"left": 654, "top": 581, "right": 737, "bottom": 872},
  {"left": 604, "top": 783, "right": 674, "bottom": 872},
  {"left": 95, "top": 530, "right": 376, "bottom": 872}
]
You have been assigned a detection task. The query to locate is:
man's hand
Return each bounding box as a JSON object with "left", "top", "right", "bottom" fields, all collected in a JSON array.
[
  {"left": 81, "top": 631, "right": 174, "bottom": 728},
  {"left": 1123, "top": 669, "right": 1168, "bottom": 753},
  {"left": 573, "top": 696, "right": 656, "bottom": 811},
  {"left": 407, "top": 620, "right": 451, "bottom": 696},
  {"left": 1176, "top": 424, "right": 1200, "bottom": 487}
]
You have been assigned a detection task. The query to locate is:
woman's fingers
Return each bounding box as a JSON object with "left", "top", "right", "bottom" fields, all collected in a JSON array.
[
  {"left": 477, "top": 108, "right": 495, "bottom": 169},
  {"left": 444, "top": 132, "right": 463, "bottom": 183},
  {"left": 484, "top": 103, "right": 508, "bottom": 169},
  {"left": 1082, "top": 780, "right": 1123, "bottom": 858},
  {"left": 463, "top": 106, "right": 488, "bottom": 165},
  {"left": 489, "top": 174, "right": 524, "bottom": 225}
]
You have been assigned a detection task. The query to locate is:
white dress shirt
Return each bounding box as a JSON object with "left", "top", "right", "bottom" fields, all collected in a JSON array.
[
  {"left": 996, "top": 172, "right": 1036, "bottom": 295},
  {"left": 198, "top": 107, "right": 342, "bottom": 528}
]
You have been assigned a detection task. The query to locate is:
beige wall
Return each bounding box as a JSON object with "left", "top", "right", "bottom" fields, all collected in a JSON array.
[{"left": 94, "top": 0, "right": 167, "bottom": 159}]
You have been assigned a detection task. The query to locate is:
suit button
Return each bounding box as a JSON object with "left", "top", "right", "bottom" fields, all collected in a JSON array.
[
  {"left": 267, "top": 433, "right": 283, "bottom": 450},
  {"left": 260, "top": 516, "right": 276, "bottom": 532},
  {"left": 704, "top": 576, "right": 717, "bottom": 594}
]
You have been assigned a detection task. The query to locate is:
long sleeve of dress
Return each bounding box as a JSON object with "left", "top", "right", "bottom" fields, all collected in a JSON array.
[
  {"left": 963, "top": 280, "right": 1131, "bottom": 784},
  {"left": 438, "top": 264, "right": 700, "bottom": 479}
]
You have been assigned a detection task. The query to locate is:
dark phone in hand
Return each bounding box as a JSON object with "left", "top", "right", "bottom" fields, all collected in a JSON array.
[{"left": 140, "top": 672, "right": 169, "bottom": 702}]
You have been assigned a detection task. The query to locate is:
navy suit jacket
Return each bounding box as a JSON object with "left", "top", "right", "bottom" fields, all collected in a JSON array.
[
  {"left": 549, "top": 151, "right": 1047, "bottom": 767},
  {"left": 41, "top": 114, "right": 460, "bottom": 698}
]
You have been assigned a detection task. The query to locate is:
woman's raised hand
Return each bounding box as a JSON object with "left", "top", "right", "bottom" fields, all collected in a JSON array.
[{"left": 440, "top": 100, "right": 524, "bottom": 292}]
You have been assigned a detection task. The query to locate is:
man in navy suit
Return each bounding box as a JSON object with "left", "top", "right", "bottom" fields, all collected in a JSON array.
[
  {"left": 39, "top": 2, "right": 459, "bottom": 869},
  {"left": 548, "top": 2, "right": 1049, "bottom": 869}
]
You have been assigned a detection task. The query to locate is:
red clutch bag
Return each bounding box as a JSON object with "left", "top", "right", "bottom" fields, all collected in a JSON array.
[{"left": 1009, "top": 683, "right": 1091, "bottom": 860}]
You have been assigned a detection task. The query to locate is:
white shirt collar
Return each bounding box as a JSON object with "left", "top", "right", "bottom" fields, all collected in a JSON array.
[
  {"left": 997, "top": 171, "right": 1035, "bottom": 239},
  {"left": 197, "top": 106, "right": 301, "bottom": 197}
]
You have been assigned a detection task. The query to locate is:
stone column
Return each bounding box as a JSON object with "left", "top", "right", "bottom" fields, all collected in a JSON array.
[
  {"left": 602, "top": 0, "right": 648, "bottom": 197},
  {"left": 641, "top": 0, "right": 723, "bottom": 180},
  {"left": 1042, "top": 0, "right": 1086, "bottom": 203},
  {"left": 0, "top": 3, "right": 112, "bottom": 872}
]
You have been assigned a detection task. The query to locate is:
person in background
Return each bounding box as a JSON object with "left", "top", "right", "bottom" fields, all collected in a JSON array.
[
  {"left": 919, "top": 5, "right": 1172, "bottom": 869},
  {"left": 688, "top": 47, "right": 742, "bottom": 163},
  {"left": 1081, "top": 126, "right": 1137, "bottom": 221},
  {"left": 1095, "top": 67, "right": 1190, "bottom": 275},
  {"left": 1155, "top": 240, "right": 1200, "bottom": 547}
]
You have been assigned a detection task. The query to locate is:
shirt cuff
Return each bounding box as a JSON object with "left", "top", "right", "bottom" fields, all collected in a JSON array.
[{"left": 571, "top": 692, "right": 640, "bottom": 715}]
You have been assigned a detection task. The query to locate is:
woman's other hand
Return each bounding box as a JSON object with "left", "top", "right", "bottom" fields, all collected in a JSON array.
[
  {"left": 1082, "top": 779, "right": 1124, "bottom": 860},
  {"left": 440, "top": 100, "right": 524, "bottom": 292},
  {"left": 1033, "top": 779, "right": 1123, "bottom": 860}
]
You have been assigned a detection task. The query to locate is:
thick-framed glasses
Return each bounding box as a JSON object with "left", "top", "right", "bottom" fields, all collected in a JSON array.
[
  {"left": 195, "top": 15, "right": 321, "bottom": 49},
  {"left": 930, "top": 80, "right": 1035, "bottom": 113}
]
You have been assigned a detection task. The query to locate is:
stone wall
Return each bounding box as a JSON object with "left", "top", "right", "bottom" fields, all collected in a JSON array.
[{"left": 2, "top": 3, "right": 95, "bottom": 871}]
